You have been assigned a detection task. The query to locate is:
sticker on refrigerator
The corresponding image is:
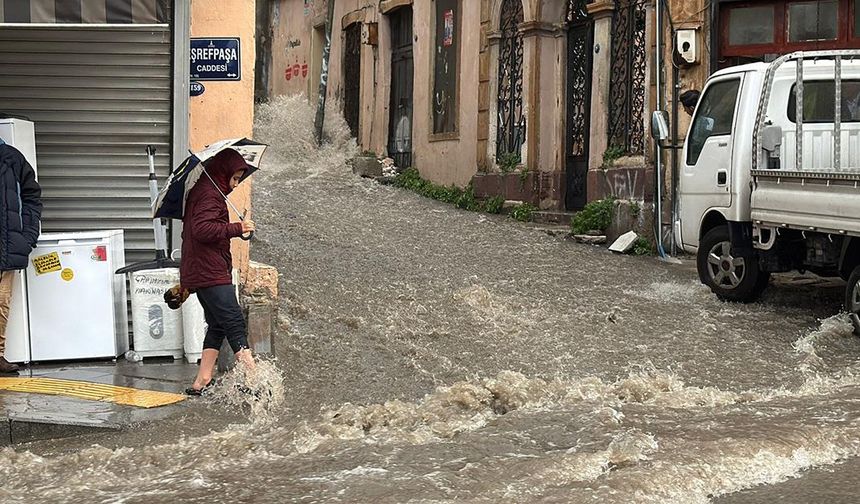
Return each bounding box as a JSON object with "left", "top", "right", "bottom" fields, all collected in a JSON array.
[
  {"left": 61, "top": 268, "right": 74, "bottom": 282},
  {"left": 91, "top": 246, "right": 107, "bottom": 262},
  {"left": 33, "top": 252, "right": 62, "bottom": 275}
]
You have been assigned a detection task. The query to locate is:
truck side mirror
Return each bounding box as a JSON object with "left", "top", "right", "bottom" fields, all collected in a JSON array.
[
  {"left": 761, "top": 124, "right": 783, "bottom": 170},
  {"left": 761, "top": 124, "right": 782, "bottom": 153},
  {"left": 651, "top": 111, "right": 669, "bottom": 142}
]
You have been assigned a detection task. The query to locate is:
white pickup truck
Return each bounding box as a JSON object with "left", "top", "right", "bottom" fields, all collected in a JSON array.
[{"left": 675, "top": 50, "right": 860, "bottom": 330}]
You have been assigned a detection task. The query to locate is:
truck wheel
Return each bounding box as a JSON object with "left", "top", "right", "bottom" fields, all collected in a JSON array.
[
  {"left": 697, "top": 226, "right": 769, "bottom": 303},
  {"left": 846, "top": 266, "right": 860, "bottom": 335}
]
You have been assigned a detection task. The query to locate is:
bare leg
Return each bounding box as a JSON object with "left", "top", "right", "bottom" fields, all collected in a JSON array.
[
  {"left": 191, "top": 348, "right": 219, "bottom": 390},
  {"left": 235, "top": 348, "right": 256, "bottom": 372}
]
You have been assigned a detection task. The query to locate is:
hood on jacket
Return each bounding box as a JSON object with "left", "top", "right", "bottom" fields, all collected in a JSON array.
[{"left": 204, "top": 148, "right": 247, "bottom": 194}]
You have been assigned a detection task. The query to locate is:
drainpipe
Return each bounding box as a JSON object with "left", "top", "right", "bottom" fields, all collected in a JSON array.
[
  {"left": 314, "top": 0, "right": 336, "bottom": 146},
  {"left": 655, "top": 0, "right": 665, "bottom": 256},
  {"left": 671, "top": 54, "right": 680, "bottom": 257}
]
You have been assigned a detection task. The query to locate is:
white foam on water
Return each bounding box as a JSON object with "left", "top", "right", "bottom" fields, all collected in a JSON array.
[
  {"left": 503, "top": 430, "right": 659, "bottom": 498},
  {"left": 600, "top": 427, "right": 860, "bottom": 504},
  {"left": 625, "top": 281, "right": 713, "bottom": 305},
  {"left": 792, "top": 313, "right": 855, "bottom": 368},
  {"left": 289, "top": 368, "right": 752, "bottom": 453}
]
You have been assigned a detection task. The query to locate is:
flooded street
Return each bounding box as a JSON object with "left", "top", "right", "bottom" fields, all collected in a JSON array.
[{"left": 3, "top": 97, "right": 860, "bottom": 503}]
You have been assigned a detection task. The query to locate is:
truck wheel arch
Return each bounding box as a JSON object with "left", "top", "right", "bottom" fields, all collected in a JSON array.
[
  {"left": 839, "top": 237, "right": 860, "bottom": 280},
  {"left": 699, "top": 211, "right": 728, "bottom": 241}
]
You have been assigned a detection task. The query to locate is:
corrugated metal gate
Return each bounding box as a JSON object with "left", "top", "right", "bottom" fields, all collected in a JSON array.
[{"left": 0, "top": 25, "right": 172, "bottom": 263}]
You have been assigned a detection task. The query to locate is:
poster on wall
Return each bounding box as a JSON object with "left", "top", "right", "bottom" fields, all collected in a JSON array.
[
  {"left": 443, "top": 10, "right": 454, "bottom": 47},
  {"left": 433, "top": 0, "right": 459, "bottom": 135}
]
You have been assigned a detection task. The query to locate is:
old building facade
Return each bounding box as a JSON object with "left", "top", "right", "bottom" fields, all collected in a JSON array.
[
  {"left": 260, "top": 0, "right": 857, "bottom": 211},
  {"left": 0, "top": 0, "right": 258, "bottom": 275}
]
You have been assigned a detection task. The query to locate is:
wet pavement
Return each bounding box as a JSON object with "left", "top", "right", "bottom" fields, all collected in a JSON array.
[
  {"left": 1, "top": 97, "right": 860, "bottom": 503},
  {"left": 0, "top": 360, "right": 198, "bottom": 445}
]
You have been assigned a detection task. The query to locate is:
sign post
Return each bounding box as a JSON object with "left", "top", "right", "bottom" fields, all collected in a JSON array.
[{"left": 190, "top": 38, "right": 241, "bottom": 81}]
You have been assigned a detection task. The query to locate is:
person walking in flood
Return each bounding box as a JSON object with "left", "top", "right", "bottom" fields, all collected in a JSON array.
[
  {"left": 182, "top": 148, "right": 256, "bottom": 395},
  {"left": 0, "top": 138, "right": 41, "bottom": 374}
]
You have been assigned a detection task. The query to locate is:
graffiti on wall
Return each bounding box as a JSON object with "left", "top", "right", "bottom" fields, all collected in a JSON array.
[
  {"left": 600, "top": 167, "right": 650, "bottom": 201},
  {"left": 285, "top": 60, "right": 309, "bottom": 81},
  {"left": 284, "top": 36, "right": 306, "bottom": 82},
  {"left": 304, "top": 0, "right": 313, "bottom": 16}
]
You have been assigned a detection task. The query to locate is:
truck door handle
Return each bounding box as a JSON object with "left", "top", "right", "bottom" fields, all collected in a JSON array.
[{"left": 717, "top": 170, "right": 727, "bottom": 185}]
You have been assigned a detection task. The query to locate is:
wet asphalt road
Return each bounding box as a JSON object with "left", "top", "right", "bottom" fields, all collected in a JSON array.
[{"left": 248, "top": 98, "right": 860, "bottom": 502}]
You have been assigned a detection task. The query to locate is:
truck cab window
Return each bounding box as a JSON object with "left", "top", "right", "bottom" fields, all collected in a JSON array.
[{"left": 687, "top": 79, "right": 741, "bottom": 165}]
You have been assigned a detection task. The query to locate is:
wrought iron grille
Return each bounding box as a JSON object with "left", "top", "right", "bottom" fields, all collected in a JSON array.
[
  {"left": 565, "top": 0, "right": 593, "bottom": 210},
  {"left": 608, "top": 0, "right": 648, "bottom": 155},
  {"left": 567, "top": 16, "right": 590, "bottom": 160},
  {"left": 496, "top": 0, "right": 525, "bottom": 160}
]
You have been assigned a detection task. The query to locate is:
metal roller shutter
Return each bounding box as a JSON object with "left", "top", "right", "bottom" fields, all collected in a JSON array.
[{"left": 0, "top": 25, "right": 172, "bottom": 264}]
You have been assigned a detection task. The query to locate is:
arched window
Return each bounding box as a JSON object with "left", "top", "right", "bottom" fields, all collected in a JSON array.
[{"left": 496, "top": 0, "right": 525, "bottom": 161}]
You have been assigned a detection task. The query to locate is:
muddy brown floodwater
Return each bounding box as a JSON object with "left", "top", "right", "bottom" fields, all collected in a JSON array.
[{"left": 2, "top": 96, "right": 859, "bottom": 504}]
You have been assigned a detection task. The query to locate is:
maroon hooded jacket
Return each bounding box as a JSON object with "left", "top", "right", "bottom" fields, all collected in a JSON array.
[{"left": 180, "top": 148, "right": 246, "bottom": 290}]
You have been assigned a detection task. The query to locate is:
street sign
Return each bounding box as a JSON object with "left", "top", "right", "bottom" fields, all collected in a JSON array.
[
  {"left": 190, "top": 81, "right": 206, "bottom": 96},
  {"left": 190, "top": 38, "right": 241, "bottom": 81}
]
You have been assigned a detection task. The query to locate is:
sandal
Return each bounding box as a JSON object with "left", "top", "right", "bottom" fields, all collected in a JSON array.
[{"left": 184, "top": 378, "right": 221, "bottom": 396}]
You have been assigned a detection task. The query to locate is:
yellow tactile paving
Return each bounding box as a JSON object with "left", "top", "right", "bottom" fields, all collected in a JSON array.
[{"left": 0, "top": 377, "right": 186, "bottom": 408}]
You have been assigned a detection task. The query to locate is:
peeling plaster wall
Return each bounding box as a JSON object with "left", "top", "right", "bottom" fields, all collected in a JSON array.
[
  {"left": 190, "top": 0, "right": 256, "bottom": 281},
  {"left": 269, "top": 0, "right": 480, "bottom": 188},
  {"left": 270, "top": 0, "right": 317, "bottom": 98}
]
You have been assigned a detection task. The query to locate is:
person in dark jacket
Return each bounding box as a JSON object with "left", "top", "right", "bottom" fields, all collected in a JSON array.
[
  {"left": 680, "top": 89, "right": 701, "bottom": 116},
  {"left": 182, "top": 148, "right": 255, "bottom": 395},
  {"left": 0, "top": 139, "right": 42, "bottom": 374}
]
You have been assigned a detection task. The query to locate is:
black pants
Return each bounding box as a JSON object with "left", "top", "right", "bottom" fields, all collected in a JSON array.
[{"left": 197, "top": 284, "right": 249, "bottom": 353}]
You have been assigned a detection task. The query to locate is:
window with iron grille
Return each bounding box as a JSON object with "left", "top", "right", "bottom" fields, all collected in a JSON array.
[
  {"left": 496, "top": 0, "right": 525, "bottom": 161},
  {"left": 608, "top": 0, "right": 648, "bottom": 156}
]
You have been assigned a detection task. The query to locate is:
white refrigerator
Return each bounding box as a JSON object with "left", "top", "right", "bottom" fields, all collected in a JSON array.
[
  {"left": 26, "top": 230, "right": 129, "bottom": 361},
  {"left": 0, "top": 118, "right": 37, "bottom": 363}
]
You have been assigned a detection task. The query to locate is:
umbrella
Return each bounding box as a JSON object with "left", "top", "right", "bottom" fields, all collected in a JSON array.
[{"left": 153, "top": 138, "right": 267, "bottom": 241}]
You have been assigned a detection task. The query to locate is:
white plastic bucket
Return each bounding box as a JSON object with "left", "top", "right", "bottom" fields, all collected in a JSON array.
[{"left": 129, "top": 268, "right": 183, "bottom": 359}]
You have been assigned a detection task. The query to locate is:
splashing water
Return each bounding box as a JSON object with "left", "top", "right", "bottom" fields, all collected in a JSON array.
[
  {"left": 204, "top": 357, "right": 286, "bottom": 426},
  {"left": 253, "top": 94, "right": 357, "bottom": 182},
  {"left": 793, "top": 313, "right": 856, "bottom": 367}
]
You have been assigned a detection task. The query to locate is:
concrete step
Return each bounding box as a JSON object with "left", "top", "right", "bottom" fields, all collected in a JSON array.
[
  {"left": 2, "top": 413, "right": 120, "bottom": 445},
  {"left": 533, "top": 210, "right": 576, "bottom": 225},
  {"left": 525, "top": 224, "right": 573, "bottom": 238}
]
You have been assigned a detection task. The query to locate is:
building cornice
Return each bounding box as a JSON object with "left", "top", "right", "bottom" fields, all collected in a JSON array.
[
  {"left": 379, "top": 0, "right": 412, "bottom": 15},
  {"left": 587, "top": 1, "right": 616, "bottom": 20}
]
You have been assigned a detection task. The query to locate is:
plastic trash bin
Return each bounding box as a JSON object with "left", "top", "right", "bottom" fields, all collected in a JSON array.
[{"left": 129, "top": 268, "right": 183, "bottom": 359}]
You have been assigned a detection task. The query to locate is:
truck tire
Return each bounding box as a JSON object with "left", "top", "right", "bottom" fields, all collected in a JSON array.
[
  {"left": 697, "top": 226, "right": 770, "bottom": 303},
  {"left": 846, "top": 266, "right": 860, "bottom": 335}
]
